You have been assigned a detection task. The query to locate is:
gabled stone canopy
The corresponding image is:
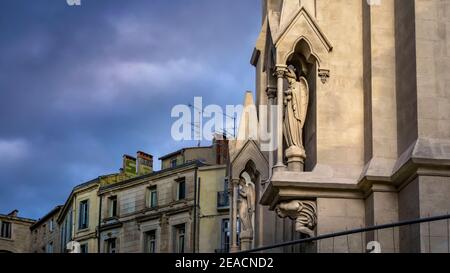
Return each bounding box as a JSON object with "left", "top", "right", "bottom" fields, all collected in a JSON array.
[
  {"left": 273, "top": 7, "right": 333, "bottom": 66},
  {"left": 230, "top": 139, "right": 269, "bottom": 182}
]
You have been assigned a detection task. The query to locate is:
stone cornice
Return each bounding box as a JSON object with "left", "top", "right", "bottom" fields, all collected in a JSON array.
[
  {"left": 358, "top": 137, "right": 450, "bottom": 195},
  {"left": 0, "top": 215, "right": 35, "bottom": 225},
  {"left": 198, "top": 164, "right": 227, "bottom": 171},
  {"left": 73, "top": 231, "right": 97, "bottom": 242},
  {"left": 261, "top": 174, "right": 363, "bottom": 210},
  {"left": 262, "top": 138, "right": 450, "bottom": 209},
  {"left": 99, "top": 221, "right": 123, "bottom": 232},
  {"left": 134, "top": 203, "right": 194, "bottom": 223}
]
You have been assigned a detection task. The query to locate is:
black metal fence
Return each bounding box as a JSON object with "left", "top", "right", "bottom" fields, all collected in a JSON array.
[{"left": 240, "top": 214, "right": 450, "bottom": 253}]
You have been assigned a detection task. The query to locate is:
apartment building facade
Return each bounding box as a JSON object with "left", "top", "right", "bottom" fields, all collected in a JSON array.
[
  {"left": 56, "top": 151, "right": 154, "bottom": 253},
  {"left": 30, "top": 206, "right": 62, "bottom": 253},
  {"left": 58, "top": 179, "right": 101, "bottom": 253},
  {"left": 0, "top": 139, "right": 229, "bottom": 253},
  {"left": 98, "top": 142, "right": 229, "bottom": 253},
  {"left": 14, "top": 138, "right": 226, "bottom": 253},
  {"left": 0, "top": 210, "right": 35, "bottom": 253}
]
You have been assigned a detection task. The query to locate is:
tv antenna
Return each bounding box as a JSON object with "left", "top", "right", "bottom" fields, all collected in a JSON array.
[{"left": 188, "top": 103, "right": 237, "bottom": 144}]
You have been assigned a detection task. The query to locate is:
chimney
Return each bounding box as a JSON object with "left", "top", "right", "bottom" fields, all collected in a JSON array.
[
  {"left": 122, "top": 155, "right": 137, "bottom": 176},
  {"left": 137, "top": 151, "right": 153, "bottom": 175},
  {"left": 8, "top": 209, "right": 19, "bottom": 217},
  {"left": 213, "top": 134, "right": 229, "bottom": 165}
]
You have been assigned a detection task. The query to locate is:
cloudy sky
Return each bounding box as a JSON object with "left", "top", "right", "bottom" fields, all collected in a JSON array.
[{"left": 0, "top": 0, "right": 260, "bottom": 219}]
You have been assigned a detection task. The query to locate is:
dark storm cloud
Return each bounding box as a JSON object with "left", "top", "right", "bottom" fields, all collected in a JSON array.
[{"left": 0, "top": 0, "right": 260, "bottom": 219}]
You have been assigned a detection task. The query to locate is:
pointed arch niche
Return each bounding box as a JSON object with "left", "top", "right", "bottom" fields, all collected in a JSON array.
[
  {"left": 285, "top": 38, "right": 318, "bottom": 171},
  {"left": 230, "top": 140, "right": 270, "bottom": 250},
  {"left": 273, "top": 7, "right": 332, "bottom": 172}
]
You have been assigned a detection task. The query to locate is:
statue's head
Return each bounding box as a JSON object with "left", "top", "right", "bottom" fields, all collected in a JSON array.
[
  {"left": 239, "top": 178, "right": 246, "bottom": 187},
  {"left": 286, "top": 66, "right": 297, "bottom": 78}
]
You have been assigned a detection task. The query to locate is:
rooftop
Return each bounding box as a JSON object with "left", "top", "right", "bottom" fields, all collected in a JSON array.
[
  {"left": 158, "top": 145, "right": 212, "bottom": 160},
  {"left": 99, "top": 160, "right": 207, "bottom": 192},
  {"left": 0, "top": 210, "right": 36, "bottom": 223},
  {"left": 30, "top": 205, "right": 63, "bottom": 230}
]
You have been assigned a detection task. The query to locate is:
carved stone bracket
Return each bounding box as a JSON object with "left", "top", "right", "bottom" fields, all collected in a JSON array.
[
  {"left": 318, "top": 69, "right": 330, "bottom": 84},
  {"left": 275, "top": 200, "right": 317, "bottom": 237}
]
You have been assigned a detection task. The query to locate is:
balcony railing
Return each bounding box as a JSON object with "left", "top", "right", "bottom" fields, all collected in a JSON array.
[
  {"left": 214, "top": 248, "right": 229, "bottom": 253},
  {"left": 217, "top": 191, "right": 229, "bottom": 209},
  {"left": 239, "top": 214, "right": 450, "bottom": 253}
]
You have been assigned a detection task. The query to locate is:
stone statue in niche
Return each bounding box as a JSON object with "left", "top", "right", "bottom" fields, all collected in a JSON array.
[
  {"left": 238, "top": 178, "right": 255, "bottom": 238},
  {"left": 283, "top": 66, "right": 309, "bottom": 171},
  {"left": 276, "top": 200, "right": 317, "bottom": 237}
]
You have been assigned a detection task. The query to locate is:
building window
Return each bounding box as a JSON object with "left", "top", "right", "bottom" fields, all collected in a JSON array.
[
  {"left": 220, "top": 219, "right": 230, "bottom": 253},
  {"left": 105, "top": 238, "right": 117, "bottom": 253},
  {"left": 217, "top": 190, "right": 229, "bottom": 208},
  {"left": 148, "top": 186, "right": 158, "bottom": 208},
  {"left": 144, "top": 230, "right": 157, "bottom": 253},
  {"left": 171, "top": 158, "right": 177, "bottom": 168},
  {"left": 61, "top": 209, "right": 73, "bottom": 252},
  {"left": 80, "top": 243, "right": 88, "bottom": 254},
  {"left": 49, "top": 219, "right": 54, "bottom": 233},
  {"left": 177, "top": 179, "right": 186, "bottom": 200},
  {"left": 46, "top": 242, "right": 54, "bottom": 253},
  {"left": 108, "top": 196, "right": 118, "bottom": 218},
  {"left": 224, "top": 178, "right": 229, "bottom": 191},
  {"left": 174, "top": 224, "right": 186, "bottom": 253},
  {"left": 79, "top": 200, "right": 89, "bottom": 230},
  {"left": 0, "top": 221, "right": 12, "bottom": 239},
  {"left": 60, "top": 228, "right": 65, "bottom": 252}
]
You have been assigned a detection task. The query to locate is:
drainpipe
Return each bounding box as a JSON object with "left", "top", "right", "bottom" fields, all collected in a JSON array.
[
  {"left": 193, "top": 167, "right": 198, "bottom": 253},
  {"left": 98, "top": 193, "right": 102, "bottom": 253},
  {"left": 197, "top": 177, "right": 201, "bottom": 252},
  {"left": 225, "top": 137, "right": 235, "bottom": 253}
]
